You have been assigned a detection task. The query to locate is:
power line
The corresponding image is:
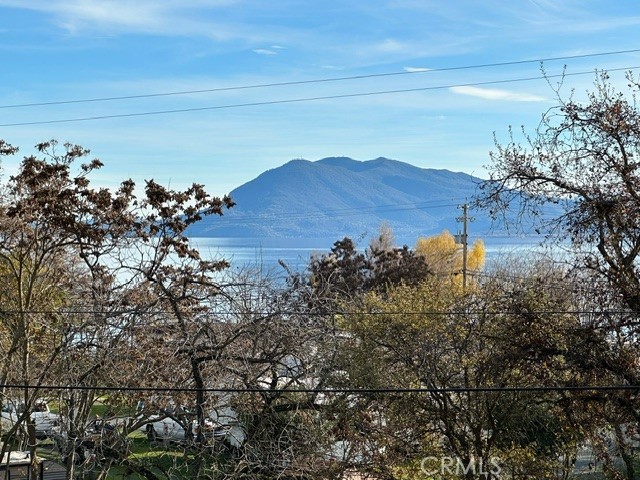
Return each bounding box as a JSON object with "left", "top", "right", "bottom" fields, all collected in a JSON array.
[
  {"left": 1, "top": 383, "right": 639, "bottom": 394},
  {"left": 0, "top": 308, "right": 635, "bottom": 316},
  {"left": 200, "top": 201, "right": 464, "bottom": 227},
  {"left": 1, "top": 48, "right": 638, "bottom": 110},
  {"left": 2, "top": 65, "right": 639, "bottom": 127}
]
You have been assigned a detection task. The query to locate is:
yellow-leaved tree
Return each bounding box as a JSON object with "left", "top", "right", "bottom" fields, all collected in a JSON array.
[{"left": 415, "top": 230, "right": 485, "bottom": 285}]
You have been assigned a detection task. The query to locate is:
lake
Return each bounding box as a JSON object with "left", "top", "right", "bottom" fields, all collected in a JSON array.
[{"left": 191, "top": 235, "right": 548, "bottom": 273}]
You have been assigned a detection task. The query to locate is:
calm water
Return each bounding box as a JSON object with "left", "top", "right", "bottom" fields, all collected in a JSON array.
[
  {"left": 191, "top": 235, "right": 548, "bottom": 273},
  {"left": 191, "top": 237, "right": 331, "bottom": 272}
]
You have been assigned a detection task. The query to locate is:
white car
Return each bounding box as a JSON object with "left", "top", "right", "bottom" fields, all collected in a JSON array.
[
  {"left": 139, "top": 406, "right": 245, "bottom": 448},
  {"left": 1, "top": 399, "right": 60, "bottom": 438},
  {"left": 209, "top": 406, "right": 246, "bottom": 449},
  {"left": 140, "top": 408, "right": 215, "bottom": 444}
]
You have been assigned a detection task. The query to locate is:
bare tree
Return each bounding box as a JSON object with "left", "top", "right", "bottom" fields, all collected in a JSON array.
[
  {"left": 478, "top": 71, "right": 640, "bottom": 313},
  {"left": 477, "top": 72, "right": 640, "bottom": 477},
  {"left": 0, "top": 139, "right": 233, "bottom": 479}
]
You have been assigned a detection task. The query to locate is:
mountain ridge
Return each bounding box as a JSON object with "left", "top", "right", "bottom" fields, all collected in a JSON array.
[{"left": 187, "top": 156, "right": 492, "bottom": 240}]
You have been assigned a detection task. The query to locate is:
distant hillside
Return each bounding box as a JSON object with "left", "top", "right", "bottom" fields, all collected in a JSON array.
[{"left": 187, "top": 157, "right": 507, "bottom": 241}]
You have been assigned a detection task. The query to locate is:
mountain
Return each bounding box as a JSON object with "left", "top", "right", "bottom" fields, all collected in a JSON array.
[{"left": 187, "top": 157, "right": 505, "bottom": 241}]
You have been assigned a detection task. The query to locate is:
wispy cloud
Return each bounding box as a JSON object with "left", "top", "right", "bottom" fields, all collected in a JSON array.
[
  {"left": 253, "top": 48, "right": 277, "bottom": 55},
  {"left": 404, "top": 67, "right": 430, "bottom": 72},
  {"left": 374, "top": 38, "right": 406, "bottom": 54},
  {"left": 450, "top": 86, "right": 546, "bottom": 102},
  {"left": 0, "top": 0, "right": 256, "bottom": 41}
]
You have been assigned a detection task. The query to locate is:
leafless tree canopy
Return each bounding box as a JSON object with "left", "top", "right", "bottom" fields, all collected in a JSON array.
[
  {"left": 478, "top": 71, "right": 640, "bottom": 312},
  {"left": 1, "top": 122, "right": 640, "bottom": 479}
]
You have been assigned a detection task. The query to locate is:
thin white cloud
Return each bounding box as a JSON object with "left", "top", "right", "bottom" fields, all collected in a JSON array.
[
  {"left": 375, "top": 38, "right": 406, "bottom": 54},
  {"left": 404, "top": 67, "right": 430, "bottom": 72},
  {"left": 450, "top": 86, "right": 546, "bottom": 102},
  {"left": 0, "top": 0, "right": 255, "bottom": 41},
  {"left": 253, "top": 48, "right": 277, "bottom": 55}
]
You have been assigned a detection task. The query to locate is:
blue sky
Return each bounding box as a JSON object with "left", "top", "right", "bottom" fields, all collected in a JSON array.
[{"left": 1, "top": 0, "right": 639, "bottom": 196}]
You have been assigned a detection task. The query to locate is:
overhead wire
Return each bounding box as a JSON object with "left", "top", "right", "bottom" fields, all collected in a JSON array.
[
  {"left": 2, "top": 65, "right": 640, "bottom": 127},
  {"left": 1, "top": 47, "right": 638, "bottom": 110},
  {"left": 0, "top": 383, "right": 638, "bottom": 394},
  {"left": 0, "top": 54, "right": 631, "bottom": 319},
  {"left": 0, "top": 308, "right": 636, "bottom": 316},
  {"left": 0, "top": 52, "right": 634, "bottom": 402},
  {"left": 199, "top": 200, "right": 466, "bottom": 227}
]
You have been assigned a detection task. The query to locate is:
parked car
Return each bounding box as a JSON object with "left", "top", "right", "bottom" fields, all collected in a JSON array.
[
  {"left": 1, "top": 399, "right": 60, "bottom": 438},
  {"left": 135, "top": 399, "right": 247, "bottom": 449},
  {"left": 209, "top": 405, "right": 246, "bottom": 449},
  {"left": 140, "top": 407, "right": 216, "bottom": 444},
  {"left": 52, "top": 417, "right": 125, "bottom": 466}
]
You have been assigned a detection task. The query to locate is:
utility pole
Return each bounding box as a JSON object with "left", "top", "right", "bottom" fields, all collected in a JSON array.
[{"left": 456, "top": 203, "right": 469, "bottom": 291}]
